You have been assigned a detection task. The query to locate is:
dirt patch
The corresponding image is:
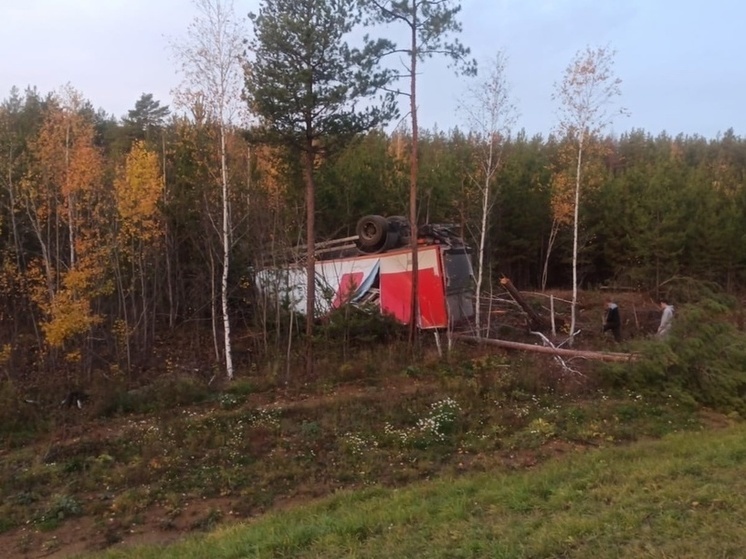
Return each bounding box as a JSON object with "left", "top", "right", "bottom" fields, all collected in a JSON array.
[
  {"left": 258, "top": 376, "right": 435, "bottom": 413},
  {"left": 697, "top": 409, "right": 739, "bottom": 430},
  {"left": 0, "top": 377, "right": 442, "bottom": 559},
  {"left": 0, "top": 496, "right": 245, "bottom": 559}
]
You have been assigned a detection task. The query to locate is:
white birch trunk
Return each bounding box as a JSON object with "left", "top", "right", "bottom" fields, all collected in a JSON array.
[
  {"left": 569, "top": 134, "right": 584, "bottom": 346},
  {"left": 220, "top": 125, "right": 234, "bottom": 380},
  {"left": 553, "top": 46, "right": 626, "bottom": 344},
  {"left": 173, "top": 0, "right": 245, "bottom": 379},
  {"left": 474, "top": 142, "right": 493, "bottom": 339},
  {"left": 460, "top": 52, "right": 514, "bottom": 339}
]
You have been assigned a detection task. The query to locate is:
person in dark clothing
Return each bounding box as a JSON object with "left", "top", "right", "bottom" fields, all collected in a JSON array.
[{"left": 603, "top": 298, "right": 622, "bottom": 342}]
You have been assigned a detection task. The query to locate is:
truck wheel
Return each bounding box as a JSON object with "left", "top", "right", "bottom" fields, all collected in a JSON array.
[
  {"left": 356, "top": 215, "right": 388, "bottom": 250},
  {"left": 387, "top": 216, "right": 411, "bottom": 246}
]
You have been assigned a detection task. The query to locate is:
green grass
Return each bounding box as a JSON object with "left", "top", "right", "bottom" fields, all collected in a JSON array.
[
  {"left": 0, "top": 356, "right": 706, "bottom": 545},
  {"left": 4, "top": 311, "right": 745, "bottom": 556},
  {"left": 89, "top": 423, "right": 746, "bottom": 559}
]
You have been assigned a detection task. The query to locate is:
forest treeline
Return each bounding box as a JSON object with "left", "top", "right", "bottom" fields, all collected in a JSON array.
[{"left": 1, "top": 86, "right": 745, "bottom": 382}]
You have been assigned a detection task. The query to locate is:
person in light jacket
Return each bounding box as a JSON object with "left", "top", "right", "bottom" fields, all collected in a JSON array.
[{"left": 657, "top": 299, "right": 675, "bottom": 338}]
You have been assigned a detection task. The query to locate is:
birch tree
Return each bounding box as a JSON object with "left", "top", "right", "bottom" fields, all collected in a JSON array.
[
  {"left": 553, "top": 45, "right": 626, "bottom": 344},
  {"left": 543, "top": 142, "right": 576, "bottom": 292},
  {"left": 113, "top": 140, "right": 164, "bottom": 369},
  {"left": 459, "top": 52, "right": 516, "bottom": 338},
  {"left": 18, "top": 87, "right": 110, "bottom": 366},
  {"left": 172, "top": 0, "right": 246, "bottom": 380}
]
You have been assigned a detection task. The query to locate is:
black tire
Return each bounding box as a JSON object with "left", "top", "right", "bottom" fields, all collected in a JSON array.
[
  {"left": 382, "top": 230, "right": 400, "bottom": 251},
  {"left": 356, "top": 215, "right": 389, "bottom": 250},
  {"left": 387, "top": 215, "right": 411, "bottom": 246}
]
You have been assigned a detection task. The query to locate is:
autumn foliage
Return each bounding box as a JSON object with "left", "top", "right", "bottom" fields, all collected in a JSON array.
[{"left": 1, "top": 84, "right": 746, "bottom": 389}]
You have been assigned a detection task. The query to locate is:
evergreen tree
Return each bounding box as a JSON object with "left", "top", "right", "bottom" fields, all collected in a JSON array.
[
  {"left": 245, "top": 0, "right": 396, "bottom": 374},
  {"left": 122, "top": 93, "right": 170, "bottom": 139},
  {"left": 362, "top": 0, "right": 475, "bottom": 341}
]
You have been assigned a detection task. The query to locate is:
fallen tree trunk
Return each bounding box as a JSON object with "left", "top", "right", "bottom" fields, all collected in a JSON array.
[
  {"left": 453, "top": 334, "right": 638, "bottom": 363},
  {"left": 499, "top": 277, "right": 550, "bottom": 331}
]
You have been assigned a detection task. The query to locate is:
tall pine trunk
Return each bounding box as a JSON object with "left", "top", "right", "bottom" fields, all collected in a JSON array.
[
  {"left": 408, "top": 0, "right": 419, "bottom": 342},
  {"left": 303, "top": 144, "right": 316, "bottom": 377}
]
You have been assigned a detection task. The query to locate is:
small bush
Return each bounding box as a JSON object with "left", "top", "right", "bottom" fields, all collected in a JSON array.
[
  {"left": 0, "top": 383, "right": 49, "bottom": 446},
  {"left": 218, "top": 393, "right": 241, "bottom": 410},
  {"left": 316, "top": 305, "right": 407, "bottom": 346},
  {"left": 600, "top": 298, "right": 746, "bottom": 413},
  {"left": 192, "top": 507, "right": 224, "bottom": 531},
  {"left": 340, "top": 432, "right": 378, "bottom": 457},
  {"left": 509, "top": 417, "right": 557, "bottom": 449},
  {"left": 225, "top": 380, "right": 254, "bottom": 397},
  {"left": 36, "top": 494, "right": 82, "bottom": 530},
  {"left": 300, "top": 420, "right": 322, "bottom": 440},
  {"left": 95, "top": 376, "right": 213, "bottom": 417}
]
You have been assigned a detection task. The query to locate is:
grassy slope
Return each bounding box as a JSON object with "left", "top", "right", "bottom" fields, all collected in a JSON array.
[
  {"left": 94, "top": 423, "right": 746, "bottom": 559},
  {"left": 5, "top": 290, "right": 745, "bottom": 557}
]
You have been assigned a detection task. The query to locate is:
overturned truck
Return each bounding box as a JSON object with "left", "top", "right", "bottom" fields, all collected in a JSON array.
[{"left": 256, "top": 215, "right": 475, "bottom": 329}]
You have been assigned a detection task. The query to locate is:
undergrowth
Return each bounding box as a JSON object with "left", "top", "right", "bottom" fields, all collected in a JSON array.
[
  {"left": 2, "top": 292, "right": 745, "bottom": 556},
  {"left": 89, "top": 423, "right": 746, "bottom": 559},
  {"left": 600, "top": 296, "right": 746, "bottom": 414}
]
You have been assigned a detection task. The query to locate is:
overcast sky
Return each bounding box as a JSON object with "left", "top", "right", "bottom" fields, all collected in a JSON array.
[{"left": 0, "top": 0, "right": 742, "bottom": 139}]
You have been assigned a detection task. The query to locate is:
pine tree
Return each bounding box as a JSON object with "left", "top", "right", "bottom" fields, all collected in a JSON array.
[{"left": 245, "top": 0, "right": 396, "bottom": 375}]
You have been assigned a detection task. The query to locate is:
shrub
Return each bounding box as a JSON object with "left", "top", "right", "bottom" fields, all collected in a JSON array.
[
  {"left": 95, "top": 375, "right": 213, "bottom": 417},
  {"left": 0, "top": 383, "right": 49, "bottom": 447},
  {"left": 601, "top": 298, "right": 746, "bottom": 413},
  {"left": 36, "top": 494, "right": 82, "bottom": 530},
  {"left": 316, "top": 305, "right": 407, "bottom": 346}
]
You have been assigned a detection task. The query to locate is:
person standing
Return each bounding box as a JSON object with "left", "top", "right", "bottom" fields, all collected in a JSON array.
[
  {"left": 657, "top": 299, "right": 675, "bottom": 338},
  {"left": 603, "top": 298, "right": 622, "bottom": 342}
]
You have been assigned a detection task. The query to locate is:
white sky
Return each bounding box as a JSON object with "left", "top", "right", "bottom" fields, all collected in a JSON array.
[{"left": 0, "top": 0, "right": 743, "bottom": 139}]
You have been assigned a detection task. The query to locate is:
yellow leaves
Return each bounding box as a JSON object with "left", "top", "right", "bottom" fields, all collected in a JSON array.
[
  {"left": 24, "top": 259, "right": 54, "bottom": 309},
  {"left": 24, "top": 255, "right": 109, "bottom": 348},
  {"left": 112, "top": 319, "right": 132, "bottom": 346},
  {"left": 65, "top": 350, "right": 82, "bottom": 363},
  {"left": 40, "top": 261, "right": 109, "bottom": 348},
  {"left": 33, "top": 97, "right": 103, "bottom": 200},
  {"left": 0, "top": 259, "right": 19, "bottom": 300},
  {"left": 552, "top": 184, "right": 575, "bottom": 225},
  {"left": 13, "top": 88, "right": 113, "bottom": 353},
  {"left": 22, "top": 92, "right": 107, "bottom": 291},
  {"left": 42, "top": 289, "right": 102, "bottom": 348},
  {"left": 550, "top": 139, "right": 610, "bottom": 225},
  {"left": 253, "top": 145, "right": 288, "bottom": 211},
  {"left": 61, "top": 266, "right": 96, "bottom": 294},
  {"left": 115, "top": 140, "right": 163, "bottom": 245},
  {"left": 550, "top": 142, "right": 579, "bottom": 226},
  {"left": 554, "top": 46, "right": 625, "bottom": 138},
  {"left": 65, "top": 140, "right": 102, "bottom": 197}
]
